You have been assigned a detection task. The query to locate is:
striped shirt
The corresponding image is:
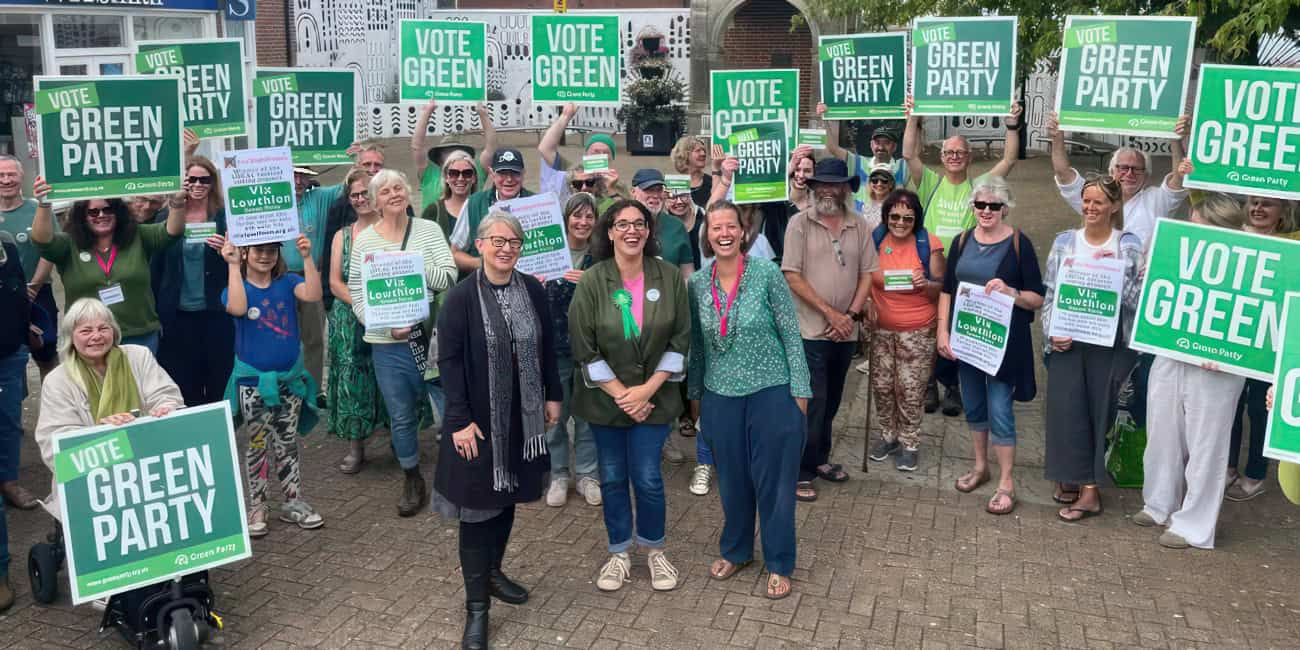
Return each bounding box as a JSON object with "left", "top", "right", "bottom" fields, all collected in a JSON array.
[{"left": 348, "top": 216, "right": 457, "bottom": 344}]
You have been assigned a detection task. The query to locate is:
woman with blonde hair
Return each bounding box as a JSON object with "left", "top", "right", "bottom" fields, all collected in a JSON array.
[
  {"left": 672, "top": 135, "right": 712, "bottom": 209},
  {"left": 421, "top": 149, "right": 481, "bottom": 238}
]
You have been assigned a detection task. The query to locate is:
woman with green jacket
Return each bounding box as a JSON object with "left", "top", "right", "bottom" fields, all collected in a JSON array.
[{"left": 569, "top": 199, "right": 691, "bottom": 594}]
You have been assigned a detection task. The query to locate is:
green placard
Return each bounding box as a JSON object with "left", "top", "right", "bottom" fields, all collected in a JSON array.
[
  {"left": 254, "top": 68, "right": 356, "bottom": 166},
  {"left": 228, "top": 182, "right": 294, "bottom": 215},
  {"left": 710, "top": 69, "right": 799, "bottom": 152},
  {"left": 955, "top": 311, "right": 1007, "bottom": 347},
  {"left": 1130, "top": 219, "right": 1300, "bottom": 380},
  {"left": 818, "top": 33, "right": 907, "bottom": 120},
  {"left": 136, "top": 39, "right": 248, "bottom": 139},
  {"left": 1054, "top": 17, "right": 1196, "bottom": 138},
  {"left": 530, "top": 14, "right": 620, "bottom": 105},
  {"left": 523, "top": 224, "right": 566, "bottom": 256},
  {"left": 399, "top": 20, "right": 487, "bottom": 104},
  {"left": 910, "top": 16, "right": 1017, "bottom": 116},
  {"left": 730, "top": 120, "right": 789, "bottom": 205},
  {"left": 1186, "top": 64, "right": 1300, "bottom": 201},
  {"left": 52, "top": 402, "right": 251, "bottom": 605},
  {"left": 1264, "top": 293, "right": 1300, "bottom": 463},
  {"left": 367, "top": 274, "right": 425, "bottom": 306},
  {"left": 34, "top": 75, "right": 184, "bottom": 201}
]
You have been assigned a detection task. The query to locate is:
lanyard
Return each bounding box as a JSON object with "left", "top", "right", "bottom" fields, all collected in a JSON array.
[
  {"left": 95, "top": 246, "right": 117, "bottom": 277},
  {"left": 710, "top": 256, "right": 745, "bottom": 337}
]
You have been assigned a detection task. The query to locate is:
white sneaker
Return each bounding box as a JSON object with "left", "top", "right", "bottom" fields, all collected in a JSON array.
[
  {"left": 576, "top": 476, "right": 603, "bottom": 506},
  {"left": 647, "top": 549, "right": 679, "bottom": 591},
  {"left": 855, "top": 359, "right": 870, "bottom": 374},
  {"left": 662, "top": 439, "right": 685, "bottom": 464},
  {"left": 596, "top": 552, "right": 631, "bottom": 591},
  {"left": 689, "top": 465, "right": 712, "bottom": 496},
  {"left": 546, "top": 477, "right": 569, "bottom": 507}
]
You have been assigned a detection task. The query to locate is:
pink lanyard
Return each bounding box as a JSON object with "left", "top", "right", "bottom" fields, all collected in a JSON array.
[
  {"left": 710, "top": 256, "right": 745, "bottom": 337},
  {"left": 95, "top": 246, "right": 117, "bottom": 278}
]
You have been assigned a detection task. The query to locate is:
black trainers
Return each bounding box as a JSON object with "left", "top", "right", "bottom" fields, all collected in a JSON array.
[
  {"left": 923, "top": 382, "right": 940, "bottom": 413},
  {"left": 895, "top": 449, "right": 919, "bottom": 472},
  {"left": 868, "top": 439, "right": 900, "bottom": 462},
  {"left": 941, "top": 385, "right": 963, "bottom": 417}
]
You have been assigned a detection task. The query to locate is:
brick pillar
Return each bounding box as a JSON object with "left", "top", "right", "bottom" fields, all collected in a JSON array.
[{"left": 255, "top": 0, "right": 291, "bottom": 67}]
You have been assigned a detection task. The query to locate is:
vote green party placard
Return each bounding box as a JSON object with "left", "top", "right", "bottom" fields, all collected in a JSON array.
[
  {"left": 530, "top": 14, "right": 620, "bottom": 105},
  {"left": 136, "top": 38, "right": 248, "bottom": 139},
  {"left": 910, "top": 16, "right": 1017, "bottom": 116},
  {"left": 1054, "top": 16, "right": 1196, "bottom": 138},
  {"left": 1264, "top": 293, "right": 1300, "bottom": 463},
  {"left": 34, "top": 75, "right": 184, "bottom": 201},
  {"left": 711, "top": 69, "right": 799, "bottom": 151},
  {"left": 399, "top": 20, "right": 487, "bottom": 104},
  {"left": 729, "top": 121, "right": 789, "bottom": 204},
  {"left": 1186, "top": 64, "right": 1300, "bottom": 201},
  {"left": 52, "top": 402, "right": 251, "bottom": 605},
  {"left": 818, "top": 33, "right": 907, "bottom": 120},
  {"left": 254, "top": 68, "right": 356, "bottom": 166},
  {"left": 1130, "top": 219, "right": 1300, "bottom": 380}
]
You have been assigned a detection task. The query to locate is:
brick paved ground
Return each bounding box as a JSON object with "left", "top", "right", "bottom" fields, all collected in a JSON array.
[{"left": 2, "top": 144, "right": 1299, "bottom": 649}]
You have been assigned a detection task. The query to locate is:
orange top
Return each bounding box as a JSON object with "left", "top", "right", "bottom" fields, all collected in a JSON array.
[{"left": 870, "top": 231, "right": 944, "bottom": 331}]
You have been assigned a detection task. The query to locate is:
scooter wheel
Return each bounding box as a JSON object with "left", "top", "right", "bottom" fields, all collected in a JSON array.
[
  {"left": 28, "top": 543, "right": 60, "bottom": 604},
  {"left": 167, "top": 609, "right": 199, "bottom": 650}
]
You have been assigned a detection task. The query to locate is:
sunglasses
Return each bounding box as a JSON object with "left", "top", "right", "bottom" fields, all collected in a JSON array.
[
  {"left": 445, "top": 168, "right": 475, "bottom": 180},
  {"left": 571, "top": 178, "right": 599, "bottom": 190},
  {"left": 888, "top": 213, "right": 915, "bottom": 224},
  {"left": 972, "top": 201, "right": 1005, "bottom": 211},
  {"left": 869, "top": 177, "right": 893, "bottom": 186},
  {"left": 84, "top": 207, "right": 111, "bottom": 218},
  {"left": 186, "top": 176, "right": 214, "bottom": 185}
]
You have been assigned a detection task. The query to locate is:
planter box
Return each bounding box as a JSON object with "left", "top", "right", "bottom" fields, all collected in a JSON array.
[{"left": 626, "top": 122, "right": 679, "bottom": 156}]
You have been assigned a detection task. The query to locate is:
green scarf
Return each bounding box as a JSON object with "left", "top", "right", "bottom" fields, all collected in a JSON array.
[{"left": 76, "top": 347, "right": 142, "bottom": 423}]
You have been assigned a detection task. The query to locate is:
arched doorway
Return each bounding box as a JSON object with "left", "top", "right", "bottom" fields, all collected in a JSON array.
[{"left": 699, "top": 0, "right": 820, "bottom": 125}]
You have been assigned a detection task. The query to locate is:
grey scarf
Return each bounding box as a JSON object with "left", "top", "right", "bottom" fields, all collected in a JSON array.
[{"left": 475, "top": 269, "right": 547, "bottom": 492}]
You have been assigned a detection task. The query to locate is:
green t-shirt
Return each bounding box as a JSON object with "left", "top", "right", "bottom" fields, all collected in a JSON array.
[
  {"left": 419, "top": 161, "right": 488, "bottom": 213},
  {"left": 0, "top": 199, "right": 40, "bottom": 280},
  {"left": 284, "top": 184, "right": 343, "bottom": 272},
  {"left": 654, "top": 210, "right": 694, "bottom": 269},
  {"left": 36, "top": 222, "right": 180, "bottom": 337},
  {"left": 915, "top": 167, "right": 990, "bottom": 251}
]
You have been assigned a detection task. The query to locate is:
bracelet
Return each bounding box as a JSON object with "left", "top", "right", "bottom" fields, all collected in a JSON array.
[
  {"left": 710, "top": 170, "right": 722, "bottom": 176},
  {"left": 37, "top": 201, "right": 52, "bottom": 208}
]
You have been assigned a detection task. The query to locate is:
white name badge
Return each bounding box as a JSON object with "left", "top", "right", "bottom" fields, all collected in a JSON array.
[
  {"left": 98, "top": 283, "right": 125, "bottom": 305},
  {"left": 883, "top": 269, "right": 913, "bottom": 291}
]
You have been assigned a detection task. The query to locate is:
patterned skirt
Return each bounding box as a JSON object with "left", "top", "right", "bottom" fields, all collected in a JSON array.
[{"left": 325, "top": 300, "right": 388, "bottom": 439}]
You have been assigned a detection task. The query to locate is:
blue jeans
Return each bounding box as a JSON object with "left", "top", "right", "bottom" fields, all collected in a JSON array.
[
  {"left": 372, "top": 342, "right": 437, "bottom": 470},
  {"left": 590, "top": 423, "right": 670, "bottom": 553},
  {"left": 545, "top": 354, "right": 597, "bottom": 479},
  {"left": 121, "top": 331, "right": 159, "bottom": 355},
  {"left": 958, "top": 362, "right": 1016, "bottom": 446},
  {"left": 697, "top": 435, "right": 714, "bottom": 465},
  {"left": 427, "top": 378, "right": 446, "bottom": 425},
  {"left": 0, "top": 346, "right": 27, "bottom": 483}
]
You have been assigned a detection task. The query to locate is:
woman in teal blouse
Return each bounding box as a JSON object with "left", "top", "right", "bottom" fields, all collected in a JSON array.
[{"left": 687, "top": 200, "right": 810, "bottom": 600}]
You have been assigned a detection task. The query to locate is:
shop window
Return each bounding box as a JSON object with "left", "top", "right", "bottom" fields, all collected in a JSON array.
[
  {"left": 54, "top": 15, "right": 124, "bottom": 49},
  {"left": 133, "top": 16, "right": 205, "bottom": 42}
]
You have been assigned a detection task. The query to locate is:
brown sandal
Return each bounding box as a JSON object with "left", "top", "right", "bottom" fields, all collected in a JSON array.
[
  {"left": 955, "top": 469, "right": 990, "bottom": 493},
  {"left": 986, "top": 488, "right": 1016, "bottom": 515},
  {"left": 766, "top": 573, "right": 792, "bottom": 600},
  {"left": 710, "top": 558, "right": 752, "bottom": 580}
]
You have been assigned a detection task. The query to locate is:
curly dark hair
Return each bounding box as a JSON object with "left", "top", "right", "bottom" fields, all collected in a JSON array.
[
  {"left": 64, "top": 198, "right": 135, "bottom": 251},
  {"left": 590, "top": 199, "right": 661, "bottom": 262},
  {"left": 879, "top": 189, "right": 925, "bottom": 234}
]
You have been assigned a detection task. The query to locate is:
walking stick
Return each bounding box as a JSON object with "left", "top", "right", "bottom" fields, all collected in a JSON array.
[{"left": 861, "top": 331, "right": 872, "bottom": 473}]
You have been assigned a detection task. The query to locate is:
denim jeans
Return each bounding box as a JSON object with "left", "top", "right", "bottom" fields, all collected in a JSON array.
[
  {"left": 545, "top": 354, "right": 597, "bottom": 479},
  {"left": 0, "top": 346, "right": 27, "bottom": 483},
  {"left": 957, "top": 362, "right": 1016, "bottom": 446},
  {"left": 372, "top": 342, "right": 437, "bottom": 469},
  {"left": 121, "top": 331, "right": 159, "bottom": 355},
  {"left": 427, "top": 378, "right": 446, "bottom": 426},
  {"left": 696, "top": 435, "right": 714, "bottom": 465},
  {"left": 590, "top": 423, "right": 670, "bottom": 553}
]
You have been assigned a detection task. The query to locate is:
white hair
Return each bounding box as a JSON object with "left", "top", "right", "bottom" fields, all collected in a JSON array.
[
  {"left": 970, "top": 176, "right": 1016, "bottom": 210},
  {"left": 57, "top": 298, "right": 121, "bottom": 365},
  {"left": 368, "top": 168, "right": 412, "bottom": 206},
  {"left": 1107, "top": 147, "right": 1151, "bottom": 176}
]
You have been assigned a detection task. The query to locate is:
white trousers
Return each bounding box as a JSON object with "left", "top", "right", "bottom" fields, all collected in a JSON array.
[{"left": 1141, "top": 357, "right": 1245, "bottom": 549}]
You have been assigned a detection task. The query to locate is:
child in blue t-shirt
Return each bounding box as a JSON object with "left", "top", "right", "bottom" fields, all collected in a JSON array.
[{"left": 221, "top": 235, "right": 324, "bottom": 538}]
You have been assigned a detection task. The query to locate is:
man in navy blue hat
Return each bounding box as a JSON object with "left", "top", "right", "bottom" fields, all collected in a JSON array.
[
  {"left": 450, "top": 147, "right": 534, "bottom": 272},
  {"left": 781, "top": 158, "right": 879, "bottom": 502},
  {"left": 631, "top": 168, "right": 695, "bottom": 283}
]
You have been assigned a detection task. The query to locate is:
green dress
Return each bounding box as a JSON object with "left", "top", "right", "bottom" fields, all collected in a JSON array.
[{"left": 326, "top": 226, "right": 388, "bottom": 439}]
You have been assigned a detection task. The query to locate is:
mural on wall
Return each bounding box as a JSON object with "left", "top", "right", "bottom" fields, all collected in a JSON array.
[{"left": 292, "top": 2, "right": 691, "bottom": 138}]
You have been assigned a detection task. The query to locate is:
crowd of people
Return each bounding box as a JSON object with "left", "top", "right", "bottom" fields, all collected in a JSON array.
[{"left": 1, "top": 92, "right": 1297, "bottom": 649}]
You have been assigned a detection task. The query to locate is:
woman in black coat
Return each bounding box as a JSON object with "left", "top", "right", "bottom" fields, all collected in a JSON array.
[{"left": 434, "top": 210, "right": 562, "bottom": 650}]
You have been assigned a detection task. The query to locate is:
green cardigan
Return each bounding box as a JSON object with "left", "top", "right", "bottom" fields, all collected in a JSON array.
[{"left": 568, "top": 256, "right": 691, "bottom": 427}]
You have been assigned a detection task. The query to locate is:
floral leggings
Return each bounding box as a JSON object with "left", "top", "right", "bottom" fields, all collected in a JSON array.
[
  {"left": 869, "top": 327, "right": 937, "bottom": 450},
  {"left": 238, "top": 385, "right": 303, "bottom": 508}
]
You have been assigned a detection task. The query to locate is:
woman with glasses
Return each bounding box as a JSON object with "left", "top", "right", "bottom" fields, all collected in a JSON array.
[
  {"left": 326, "top": 169, "right": 389, "bottom": 473},
  {"left": 420, "top": 149, "right": 481, "bottom": 239},
  {"left": 150, "top": 156, "right": 234, "bottom": 406},
  {"left": 569, "top": 199, "right": 691, "bottom": 593},
  {"left": 862, "top": 164, "right": 897, "bottom": 229},
  {"left": 434, "top": 211, "right": 563, "bottom": 649},
  {"left": 30, "top": 176, "right": 185, "bottom": 354},
  {"left": 936, "top": 177, "right": 1044, "bottom": 515},
  {"left": 1041, "top": 175, "right": 1143, "bottom": 522},
  {"left": 864, "top": 190, "right": 945, "bottom": 472},
  {"left": 564, "top": 164, "right": 625, "bottom": 209}
]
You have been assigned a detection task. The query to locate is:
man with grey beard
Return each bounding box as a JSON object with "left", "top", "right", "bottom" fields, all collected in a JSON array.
[{"left": 781, "top": 158, "right": 879, "bottom": 503}]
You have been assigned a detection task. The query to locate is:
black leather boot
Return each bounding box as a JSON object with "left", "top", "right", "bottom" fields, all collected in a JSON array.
[
  {"left": 487, "top": 509, "right": 527, "bottom": 604},
  {"left": 461, "top": 538, "right": 493, "bottom": 649},
  {"left": 397, "top": 467, "right": 426, "bottom": 517},
  {"left": 462, "top": 601, "right": 489, "bottom": 649}
]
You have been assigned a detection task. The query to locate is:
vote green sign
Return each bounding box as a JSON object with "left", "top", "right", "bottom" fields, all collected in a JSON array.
[
  {"left": 1054, "top": 16, "right": 1196, "bottom": 138},
  {"left": 399, "top": 20, "right": 486, "bottom": 104},
  {"left": 1186, "top": 64, "right": 1300, "bottom": 201},
  {"left": 136, "top": 38, "right": 248, "bottom": 139},
  {"left": 730, "top": 121, "right": 789, "bottom": 204},
  {"left": 910, "top": 16, "right": 1017, "bottom": 116},
  {"left": 52, "top": 402, "right": 251, "bottom": 605},
  {"left": 1265, "top": 293, "right": 1300, "bottom": 463},
  {"left": 254, "top": 68, "right": 356, "bottom": 166},
  {"left": 711, "top": 69, "right": 799, "bottom": 152},
  {"left": 818, "top": 33, "right": 906, "bottom": 120},
  {"left": 34, "top": 75, "right": 184, "bottom": 201},
  {"left": 530, "top": 15, "right": 620, "bottom": 105},
  {"left": 1130, "top": 219, "right": 1300, "bottom": 380}
]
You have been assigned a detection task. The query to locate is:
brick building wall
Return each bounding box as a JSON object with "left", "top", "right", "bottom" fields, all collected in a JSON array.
[
  {"left": 256, "top": 0, "right": 291, "bottom": 67},
  {"left": 720, "top": 0, "right": 814, "bottom": 123},
  {"left": 458, "top": 1, "right": 687, "bottom": 8}
]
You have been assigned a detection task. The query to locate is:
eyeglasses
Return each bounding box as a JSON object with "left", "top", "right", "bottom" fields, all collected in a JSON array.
[
  {"left": 941, "top": 150, "right": 970, "bottom": 159},
  {"left": 84, "top": 207, "right": 110, "bottom": 218},
  {"left": 482, "top": 236, "right": 523, "bottom": 251},
  {"left": 571, "top": 178, "right": 599, "bottom": 190},
  {"left": 348, "top": 191, "right": 369, "bottom": 200},
  {"left": 869, "top": 177, "right": 893, "bottom": 186},
  {"left": 186, "top": 176, "right": 213, "bottom": 185},
  {"left": 972, "top": 201, "right": 1005, "bottom": 211},
  {"left": 612, "top": 220, "right": 648, "bottom": 233},
  {"left": 888, "top": 213, "right": 915, "bottom": 224},
  {"left": 830, "top": 238, "right": 845, "bottom": 267},
  {"left": 1114, "top": 164, "right": 1146, "bottom": 175},
  {"left": 445, "top": 168, "right": 475, "bottom": 180}
]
